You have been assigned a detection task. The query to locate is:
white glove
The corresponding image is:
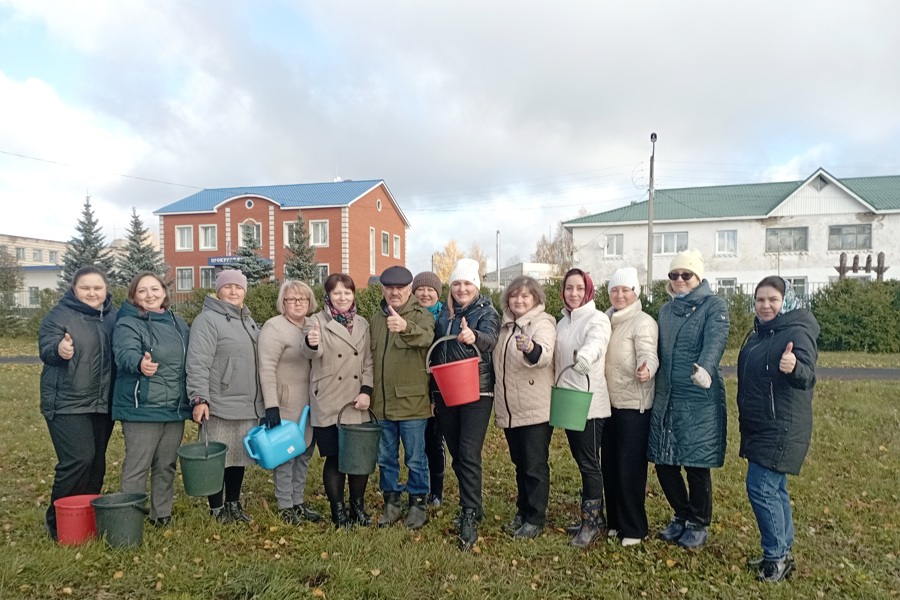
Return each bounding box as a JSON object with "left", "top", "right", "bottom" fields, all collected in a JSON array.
[
  {"left": 691, "top": 363, "right": 712, "bottom": 389},
  {"left": 572, "top": 358, "right": 591, "bottom": 376}
]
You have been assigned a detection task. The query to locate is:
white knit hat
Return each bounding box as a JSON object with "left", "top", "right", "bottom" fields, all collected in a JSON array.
[
  {"left": 669, "top": 249, "right": 705, "bottom": 281},
  {"left": 448, "top": 258, "right": 481, "bottom": 289},
  {"left": 607, "top": 267, "right": 641, "bottom": 297}
]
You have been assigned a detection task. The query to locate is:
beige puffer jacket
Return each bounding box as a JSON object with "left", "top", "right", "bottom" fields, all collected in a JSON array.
[
  {"left": 605, "top": 299, "right": 659, "bottom": 412},
  {"left": 492, "top": 304, "right": 557, "bottom": 428},
  {"left": 555, "top": 302, "right": 611, "bottom": 420}
]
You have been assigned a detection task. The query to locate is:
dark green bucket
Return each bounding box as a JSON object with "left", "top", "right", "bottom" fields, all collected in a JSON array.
[
  {"left": 549, "top": 367, "right": 592, "bottom": 431},
  {"left": 91, "top": 493, "right": 149, "bottom": 548},
  {"left": 337, "top": 403, "right": 382, "bottom": 475},
  {"left": 177, "top": 426, "right": 227, "bottom": 497}
]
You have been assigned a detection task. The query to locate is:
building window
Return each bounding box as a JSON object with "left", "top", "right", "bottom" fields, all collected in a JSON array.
[
  {"left": 785, "top": 276, "right": 808, "bottom": 299},
  {"left": 245, "top": 199, "right": 254, "bottom": 209},
  {"left": 176, "top": 268, "right": 194, "bottom": 291},
  {"left": 828, "top": 224, "right": 871, "bottom": 251},
  {"left": 382, "top": 232, "right": 389, "bottom": 256},
  {"left": 32, "top": 249, "right": 42, "bottom": 261},
  {"left": 49, "top": 250, "right": 59, "bottom": 263},
  {"left": 29, "top": 287, "right": 39, "bottom": 305},
  {"left": 716, "top": 278, "right": 737, "bottom": 297},
  {"left": 199, "top": 225, "right": 217, "bottom": 250},
  {"left": 716, "top": 230, "right": 737, "bottom": 254},
  {"left": 393, "top": 235, "right": 401, "bottom": 259},
  {"left": 605, "top": 234, "right": 624, "bottom": 257},
  {"left": 238, "top": 221, "right": 262, "bottom": 247},
  {"left": 376, "top": 199, "right": 383, "bottom": 211},
  {"left": 15, "top": 247, "right": 25, "bottom": 260},
  {"left": 284, "top": 221, "right": 296, "bottom": 247},
  {"left": 175, "top": 226, "right": 193, "bottom": 251},
  {"left": 315, "top": 264, "right": 329, "bottom": 286},
  {"left": 310, "top": 220, "right": 329, "bottom": 247},
  {"left": 652, "top": 232, "right": 688, "bottom": 255},
  {"left": 199, "top": 267, "right": 216, "bottom": 289},
  {"left": 766, "top": 227, "right": 808, "bottom": 252},
  {"left": 369, "top": 228, "right": 376, "bottom": 274}
]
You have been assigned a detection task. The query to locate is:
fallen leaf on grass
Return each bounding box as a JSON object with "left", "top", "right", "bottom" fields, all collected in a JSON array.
[
  {"left": 62, "top": 587, "right": 73, "bottom": 595},
  {"left": 678, "top": 587, "right": 688, "bottom": 594},
  {"left": 320, "top": 552, "right": 328, "bottom": 559},
  {"left": 312, "top": 588, "right": 326, "bottom": 597},
  {"left": 155, "top": 581, "right": 163, "bottom": 591},
  {"left": 666, "top": 559, "right": 677, "bottom": 568},
  {"left": 113, "top": 571, "right": 124, "bottom": 579},
  {"left": 370, "top": 569, "right": 381, "bottom": 577}
]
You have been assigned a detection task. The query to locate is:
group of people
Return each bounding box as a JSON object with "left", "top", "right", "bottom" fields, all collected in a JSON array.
[{"left": 38, "top": 247, "right": 818, "bottom": 583}]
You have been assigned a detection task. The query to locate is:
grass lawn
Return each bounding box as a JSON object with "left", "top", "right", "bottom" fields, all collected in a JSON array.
[
  {"left": 0, "top": 337, "right": 38, "bottom": 357},
  {"left": 0, "top": 364, "right": 898, "bottom": 599}
]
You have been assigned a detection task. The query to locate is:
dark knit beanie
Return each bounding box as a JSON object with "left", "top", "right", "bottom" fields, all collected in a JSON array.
[{"left": 412, "top": 271, "right": 442, "bottom": 293}]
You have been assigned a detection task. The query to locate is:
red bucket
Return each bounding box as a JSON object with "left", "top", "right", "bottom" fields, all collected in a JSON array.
[
  {"left": 54, "top": 494, "right": 100, "bottom": 545},
  {"left": 427, "top": 335, "right": 482, "bottom": 407}
]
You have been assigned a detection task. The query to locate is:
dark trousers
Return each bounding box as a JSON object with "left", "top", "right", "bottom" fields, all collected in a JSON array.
[
  {"left": 504, "top": 422, "right": 553, "bottom": 527},
  {"left": 44, "top": 412, "right": 114, "bottom": 538},
  {"left": 655, "top": 464, "right": 713, "bottom": 527},
  {"left": 424, "top": 414, "right": 445, "bottom": 500},
  {"left": 564, "top": 417, "right": 606, "bottom": 500},
  {"left": 601, "top": 408, "right": 651, "bottom": 539},
  {"left": 435, "top": 394, "right": 492, "bottom": 512}
]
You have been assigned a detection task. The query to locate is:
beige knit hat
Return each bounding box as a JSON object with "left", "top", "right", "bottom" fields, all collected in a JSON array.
[{"left": 668, "top": 249, "right": 705, "bottom": 280}]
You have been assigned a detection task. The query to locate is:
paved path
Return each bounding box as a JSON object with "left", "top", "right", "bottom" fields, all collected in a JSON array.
[{"left": 3, "top": 356, "right": 900, "bottom": 379}]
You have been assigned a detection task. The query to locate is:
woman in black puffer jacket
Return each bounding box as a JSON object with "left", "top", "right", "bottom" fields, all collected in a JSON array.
[
  {"left": 431, "top": 259, "right": 499, "bottom": 551},
  {"left": 38, "top": 266, "right": 117, "bottom": 541}
]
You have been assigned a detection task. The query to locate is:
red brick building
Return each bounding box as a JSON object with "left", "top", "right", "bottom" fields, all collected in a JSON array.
[{"left": 154, "top": 179, "right": 408, "bottom": 292}]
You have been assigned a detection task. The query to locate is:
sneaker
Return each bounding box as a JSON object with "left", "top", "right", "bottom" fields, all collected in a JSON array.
[
  {"left": 502, "top": 514, "right": 524, "bottom": 535},
  {"left": 280, "top": 508, "right": 303, "bottom": 526},
  {"left": 747, "top": 551, "right": 794, "bottom": 571},
  {"left": 458, "top": 508, "right": 478, "bottom": 551},
  {"left": 427, "top": 494, "right": 442, "bottom": 507},
  {"left": 621, "top": 537, "right": 642, "bottom": 547},
  {"left": 607, "top": 529, "right": 619, "bottom": 538},
  {"left": 757, "top": 557, "right": 794, "bottom": 582},
  {"left": 675, "top": 521, "right": 708, "bottom": 549},
  {"left": 294, "top": 503, "right": 322, "bottom": 523},
  {"left": 512, "top": 522, "right": 543, "bottom": 539},
  {"left": 656, "top": 517, "right": 686, "bottom": 543}
]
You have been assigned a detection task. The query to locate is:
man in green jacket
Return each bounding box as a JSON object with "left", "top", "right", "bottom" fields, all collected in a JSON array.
[{"left": 370, "top": 266, "right": 435, "bottom": 529}]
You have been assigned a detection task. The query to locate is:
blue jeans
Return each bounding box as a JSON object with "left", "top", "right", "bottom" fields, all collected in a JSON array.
[
  {"left": 746, "top": 461, "right": 794, "bottom": 560},
  {"left": 378, "top": 419, "right": 429, "bottom": 496}
]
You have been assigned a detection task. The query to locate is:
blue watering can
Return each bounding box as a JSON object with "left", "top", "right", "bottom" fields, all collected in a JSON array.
[{"left": 243, "top": 405, "right": 310, "bottom": 470}]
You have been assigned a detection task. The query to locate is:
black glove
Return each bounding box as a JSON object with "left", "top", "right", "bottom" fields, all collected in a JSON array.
[{"left": 264, "top": 407, "right": 281, "bottom": 429}]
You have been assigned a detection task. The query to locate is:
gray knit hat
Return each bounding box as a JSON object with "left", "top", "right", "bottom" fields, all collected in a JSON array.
[{"left": 412, "top": 271, "right": 442, "bottom": 293}]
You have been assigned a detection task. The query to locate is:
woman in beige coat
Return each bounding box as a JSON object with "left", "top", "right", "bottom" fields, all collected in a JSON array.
[
  {"left": 602, "top": 267, "right": 659, "bottom": 547},
  {"left": 258, "top": 280, "right": 321, "bottom": 525},
  {"left": 493, "top": 276, "right": 557, "bottom": 538},
  {"left": 301, "top": 273, "right": 374, "bottom": 528}
]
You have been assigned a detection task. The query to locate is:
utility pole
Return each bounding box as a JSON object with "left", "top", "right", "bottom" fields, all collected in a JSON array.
[
  {"left": 646, "top": 133, "right": 657, "bottom": 295},
  {"left": 496, "top": 230, "right": 501, "bottom": 286}
]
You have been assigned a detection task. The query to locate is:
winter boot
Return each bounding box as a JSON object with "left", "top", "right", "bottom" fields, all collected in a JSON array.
[
  {"left": 452, "top": 506, "right": 484, "bottom": 531},
  {"left": 657, "top": 517, "right": 687, "bottom": 543},
  {"left": 225, "top": 501, "right": 252, "bottom": 523},
  {"left": 570, "top": 498, "right": 606, "bottom": 548},
  {"left": 349, "top": 497, "right": 371, "bottom": 526},
  {"left": 676, "top": 521, "right": 708, "bottom": 549},
  {"left": 330, "top": 501, "right": 351, "bottom": 529},
  {"left": 458, "top": 508, "right": 478, "bottom": 551},
  {"left": 293, "top": 503, "right": 321, "bottom": 523},
  {"left": 378, "top": 491, "right": 403, "bottom": 528},
  {"left": 405, "top": 495, "right": 428, "bottom": 529},
  {"left": 503, "top": 513, "right": 525, "bottom": 535},
  {"left": 210, "top": 504, "right": 229, "bottom": 523}
]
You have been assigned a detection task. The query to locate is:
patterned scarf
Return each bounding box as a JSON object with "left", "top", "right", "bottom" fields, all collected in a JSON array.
[
  {"left": 324, "top": 294, "right": 357, "bottom": 334},
  {"left": 780, "top": 278, "right": 800, "bottom": 314}
]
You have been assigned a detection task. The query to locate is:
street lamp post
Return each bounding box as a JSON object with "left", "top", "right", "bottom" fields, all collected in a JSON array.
[{"left": 646, "top": 133, "right": 657, "bottom": 295}]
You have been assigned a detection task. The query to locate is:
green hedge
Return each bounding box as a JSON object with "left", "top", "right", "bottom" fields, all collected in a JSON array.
[{"left": 810, "top": 279, "right": 900, "bottom": 353}]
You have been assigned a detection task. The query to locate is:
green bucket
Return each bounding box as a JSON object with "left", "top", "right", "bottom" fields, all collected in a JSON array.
[
  {"left": 337, "top": 403, "right": 382, "bottom": 475},
  {"left": 549, "top": 367, "right": 592, "bottom": 431},
  {"left": 91, "top": 493, "right": 149, "bottom": 548},
  {"left": 177, "top": 426, "right": 227, "bottom": 497}
]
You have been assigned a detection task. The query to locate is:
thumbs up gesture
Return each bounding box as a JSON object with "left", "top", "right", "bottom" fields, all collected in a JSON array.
[
  {"left": 514, "top": 334, "right": 533, "bottom": 353},
  {"left": 307, "top": 321, "right": 321, "bottom": 347},
  {"left": 636, "top": 360, "right": 650, "bottom": 383},
  {"left": 57, "top": 332, "right": 74, "bottom": 360},
  {"left": 386, "top": 305, "right": 407, "bottom": 333},
  {"left": 457, "top": 316, "right": 476, "bottom": 345},
  {"left": 140, "top": 351, "right": 158, "bottom": 376},
  {"left": 779, "top": 341, "right": 796, "bottom": 374}
]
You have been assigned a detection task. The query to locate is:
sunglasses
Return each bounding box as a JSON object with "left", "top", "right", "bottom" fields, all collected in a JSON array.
[{"left": 668, "top": 271, "right": 694, "bottom": 281}]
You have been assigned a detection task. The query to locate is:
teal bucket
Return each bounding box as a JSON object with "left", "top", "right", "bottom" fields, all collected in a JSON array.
[
  {"left": 177, "top": 426, "right": 227, "bottom": 497},
  {"left": 337, "top": 403, "right": 382, "bottom": 475},
  {"left": 549, "top": 367, "right": 592, "bottom": 431},
  {"left": 91, "top": 493, "right": 149, "bottom": 548}
]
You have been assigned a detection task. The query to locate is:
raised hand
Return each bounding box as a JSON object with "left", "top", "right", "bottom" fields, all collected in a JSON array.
[
  {"left": 514, "top": 334, "right": 533, "bottom": 353},
  {"left": 636, "top": 360, "right": 650, "bottom": 383},
  {"left": 457, "top": 317, "right": 476, "bottom": 345},
  {"left": 307, "top": 322, "right": 321, "bottom": 346},
  {"left": 779, "top": 341, "right": 796, "bottom": 374},
  {"left": 140, "top": 351, "right": 159, "bottom": 376},
  {"left": 386, "top": 305, "right": 407, "bottom": 333},
  {"left": 58, "top": 332, "right": 74, "bottom": 360}
]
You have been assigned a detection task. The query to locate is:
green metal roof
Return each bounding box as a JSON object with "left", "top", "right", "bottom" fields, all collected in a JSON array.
[{"left": 566, "top": 172, "right": 900, "bottom": 225}]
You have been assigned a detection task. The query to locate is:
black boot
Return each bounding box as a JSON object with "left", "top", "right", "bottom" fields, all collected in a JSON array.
[
  {"left": 330, "top": 501, "right": 351, "bottom": 529},
  {"left": 225, "top": 501, "right": 252, "bottom": 523},
  {"left": 349, "top": 497, "right": 371, "bottom": 527},
  {"left": 657, "top": 517, "right": 687, "bottom": 543},
  {"left": 378, "top": 491, "right": 403, "bottom": 528},
  {"left": 570, "top": 498, "right": 605, "bottom": 548},
  {"left": 405, "top": 495, "right": 428, "bottom": 530},
  {"left": 458, "top": 508, "right": 478, "bottom": 551}
]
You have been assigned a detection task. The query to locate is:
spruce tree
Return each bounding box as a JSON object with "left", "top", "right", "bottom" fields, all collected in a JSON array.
[
  {"left": 115, "top": 208, "right": 167, "bottom": 287},
  {"left": 234, "top": 226, "right": 274, "bottom": 285},
  {"left": 0, "top": 250, "right": 25, "bottom": 336},
  {"left": 59, "top": 195, "right": 115, "bottom": 290},
  {"left": 283, "top": 213, "right": 318, "bottom": 284}
]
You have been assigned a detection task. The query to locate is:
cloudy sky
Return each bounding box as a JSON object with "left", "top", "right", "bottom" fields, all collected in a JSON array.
[{"left": 3, "top": 1, "right": 900, "bottom": 274}]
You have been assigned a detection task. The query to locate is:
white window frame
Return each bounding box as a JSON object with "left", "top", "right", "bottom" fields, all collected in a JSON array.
[
  {"left": 716, "top": 230, "right": 737, "bottom": 255},
  {"left": 766, "top": 227, "right": 808, "bottom": 252},
  {"left": 238, "top": 220, "right": 262, "bottom": 247},
  {"left": 15, "top": 247, "right": 25, "bottom": 260},
  {"left": 652, "top": 231, "right": 688, "bottom": 255},
  {"left": 393, "top": 235, "right": 401, "bottom": 259},
  {"left": 315, "top": 264, "right": 329, "bottom": 286},
  {"left": 716, "top": 278, "right": 737, "bottom": 297},
  {"left": 198, "top": 224, "right": 217, "bottom": 251},
  {"left": 310, "top": 220, "right": 329, "bottom": 247},
  {"left": 828, "top": 224, "right": 872, "bottom": 251},
  {"left": 605, "top": 234, "right": 624, "bottom": 257},
  {"left": 381, "top": 231, "right": 390, "bottom": 256},
  {"left": 283, "top": 221, "right": 296, "bottom": 248},
  {"left": 175, "top": 226, "right": 193, "bottom": 251},
  {"left": 49, "top": 250, "right": 59, "bottom": 263},
  {"left": 199, "top": 267, "right": 216, "bottom": 289},
  {"left": 32, "top": 249, "right": 42, "bottom": 261},
  {"left": 369, "top": 228, "right": 376, "bottom": 274},
  {"left": 175, "top": 267, "right": 194, "bottom": 291},
  {"left": 784, "top": 276, "right": 808, "bottom": 299}
]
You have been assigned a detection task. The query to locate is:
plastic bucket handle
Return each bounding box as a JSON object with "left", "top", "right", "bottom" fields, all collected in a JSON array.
[
  {"left": 337, "top": 402, "right": 379, "bottom": 428},
  {"left": 425, "top": 335, "right": 482, "bottom": 374},
  {"left": 555, "top": 364, "right": 591, "bottom": 391}
]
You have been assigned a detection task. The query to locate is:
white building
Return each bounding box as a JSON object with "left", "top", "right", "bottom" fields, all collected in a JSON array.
[
  {"left": 565, "top": 168, "right": 899, "bottom": 298},
  {"left": 0, "top": 234, "right": 67, "bottom": 306},
  {"left": 483, "top": 262, "right": 558, "bottom": 289}
]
